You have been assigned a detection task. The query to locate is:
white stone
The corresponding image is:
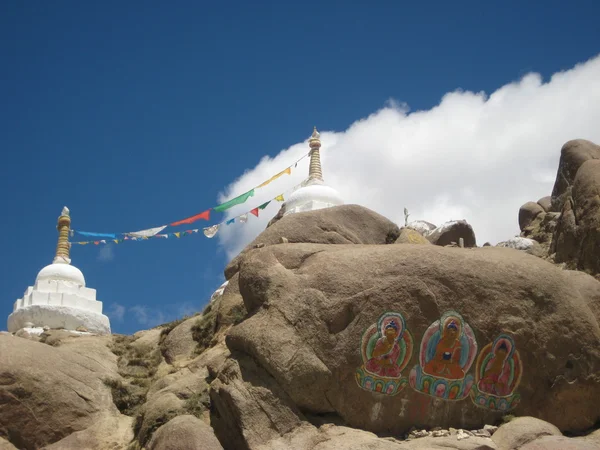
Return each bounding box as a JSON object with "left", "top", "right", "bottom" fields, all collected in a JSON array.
[
  {"left": 406, "top": 220, "right": 436, "bottom": 236},
  {"left": 496, "top": 237, "right": 536, "bottom": 251},
  {"left": 457, "top": 429, "right": 470, "bottom": 440},
  {"left": 7, "top": 261, "right": 111, "bottom": 335},
  {"left": 283, "top": 180, "right": 343, "bottom": 216}
]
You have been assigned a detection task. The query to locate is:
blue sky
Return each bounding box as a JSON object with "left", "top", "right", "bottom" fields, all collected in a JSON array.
[{"left": 2, "top": 1, "right": 600, "bottom": 334}]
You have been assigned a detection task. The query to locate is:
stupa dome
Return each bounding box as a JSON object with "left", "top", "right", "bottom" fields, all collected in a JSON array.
[
  {"left": 284, "top": 182, "right": 344, "bottom": 216},
  {"left": 36, "top": 263, "right": 86, "bottom": 287}
]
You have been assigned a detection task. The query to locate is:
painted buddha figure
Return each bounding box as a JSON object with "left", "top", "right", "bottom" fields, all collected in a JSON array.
[
  {"left": 478, "top": 341, "right": 511, "bottom": 395},
  {"left": 409, "top": 310, "right": 477, "bottom": 400},
  {"left": 355, "top": 312, "right": 413, "bottom": 396},
  {"left": 470, "top": 334, "right": 522, "bottom": 411},
  {"left": 423, "top": 318, "right": 465, "bottom": 379},
  {"left": 365, "top": 320, "right": 402, "bottom": 378}
]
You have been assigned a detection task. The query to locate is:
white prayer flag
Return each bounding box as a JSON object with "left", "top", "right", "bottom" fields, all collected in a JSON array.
[
  {"left": 203, "top": 224, "right": 220, "bottom": 238},
  {"left": 126, "top": 225, "right": 167, "bottom": 238}
]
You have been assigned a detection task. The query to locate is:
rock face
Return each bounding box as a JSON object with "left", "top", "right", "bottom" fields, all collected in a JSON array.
[
  {"left": 426, "top": 220, "right": 477, "bottom": 247},
  {"left": 553, "top": 159, "right": 600, "bottom": 274},
  {"left": 550, "top": 139, "right": 600, "bottom": 212},
  {"left": 518, "top": 202, "right": 544, "bottom": 231},
  {"left": 225, "top": 205, "right": 401, "bottom": 279},
  {"left": 147, "top": 415, "right": 223, "bottom": 450},
  {"left": 515, "top": 139, "right": 600, "bottom": 276},
  {"left": 220, "top": 242, "right": 600, "bottom": 443},
  {"left": 0, "top": 334, "right": 120, "bottom": 449}
]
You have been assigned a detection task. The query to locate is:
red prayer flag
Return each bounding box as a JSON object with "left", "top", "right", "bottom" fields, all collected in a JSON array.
[
  {"left": 171, "top": 209, "right": 211, "bottom": 226},
  {"left": 250, "top": 208, "right": 259, "bottom": 217}
]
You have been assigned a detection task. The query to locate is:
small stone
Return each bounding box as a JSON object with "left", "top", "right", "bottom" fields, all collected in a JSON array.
[
  {"left": 76, "top": 326, "right": 88, "bottom": 332},
  {"left": 432, "top": 427, "right": 442, "bottom": 432},
  {"left": 43, "top": 326, "right": 50, "bottom": 331},
  {"left": 432, "top": 430, "right": 450, "bottom": 437},
  {"left": 449, "top": 427, "right": 457, "bottom": 436},
  {"left": 279, "top": 237, "right": 289, "bottom": 244},
  {"left": 255, "top": 243, "right": 265, "bottom": 248},
  {"left": 464, "top": 430, "right": 474, "bottom": 436},
  {"left": 473, "top": 429, "right": 491, "bottom": 438},
  {"left": 483, "top": 424, "right": 498, "bottom": 434},
  {"left": 457, "top": 429, "right": 470, "bottom": 441}
]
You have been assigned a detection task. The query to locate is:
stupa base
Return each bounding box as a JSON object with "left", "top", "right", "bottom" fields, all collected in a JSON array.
[{"left": 7, "top": 305, "right": 111, "bottom": 335}]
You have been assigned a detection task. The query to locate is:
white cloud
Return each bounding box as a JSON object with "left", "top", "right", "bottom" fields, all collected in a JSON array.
[
  {"left": 217, "top": 54, "right": 600, "bottom": 260},
  {"left": 107, "top": 302, "right": 126, "bottom": 322},
  {"left": 97, "top": 245, "right": 115, "bottom": 262},
  {"left": 129, "top": 305, "right": 166, "bottom": 327}
]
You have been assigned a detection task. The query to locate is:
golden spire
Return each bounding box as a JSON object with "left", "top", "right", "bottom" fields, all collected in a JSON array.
[
  {"left": 308, "top": 126, "right": 323, "bottom": 182},
  {"left": 54, "top": 206, "right": 71, "bottom": 264}
]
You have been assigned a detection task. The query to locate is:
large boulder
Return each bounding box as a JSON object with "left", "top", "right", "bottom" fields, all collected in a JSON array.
[
  {"left": 224, "top": 205, "right": 401, "bottom": 279},
  {"left": 426, "top": 220, "right": 477, "bottom": 247},
  {"left": 395, "top": 228, "right": 431, "bottom": 245},
  {"left": 41, "top": 413, "right": 133, "bottom": 450},
  {"left": 220, "top": 243, "right": 600, "bottom": 444},
  {"left": 550, "top": 139, "right": 600, "bottom": 212},
  {"left": 537, "top": 196, "right": 552, "bottom": 212},
  {"left": 518, "top": 202, "right": 545, "bottom": 231},
  {"left": 147, "top": 415, "right": 223, "bottom": 450},
  {"left": 0, "top": 335, "right": 119, "bottom": 449},
  {"left": 491, "top": 417, "right": 561, "bottom": 449},
  {"left": 162, "top": 317, "right": 198, "bottom": 364},
  {"left": 553, "top": 159, "right": 600, "bottom": 274}
]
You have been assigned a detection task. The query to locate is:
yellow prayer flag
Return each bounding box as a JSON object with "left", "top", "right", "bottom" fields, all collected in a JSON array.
[
  {"left": 175, "top": 232, "right": 181, "bottom": 238},
  {"left": 113, "top": 239, "right": 119, "bottom": 244},
  {"left": 275, "top": 194, "right": 285, "bottom": 202},
  {"left": 257, "top": 167, "right": 291, "bottom": 188}
]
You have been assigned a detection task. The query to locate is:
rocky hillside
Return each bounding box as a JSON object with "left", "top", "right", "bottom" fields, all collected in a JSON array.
[{"left": 1, "top": 139, "right": 600, "bottom": 450}]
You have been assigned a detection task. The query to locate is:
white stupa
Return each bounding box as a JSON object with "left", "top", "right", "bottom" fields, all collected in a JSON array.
[
  {"left": 283, "top": 127, "right": 343, "bottom": 216},
  {"left": 7, "top": 207, "right": 111, "bottom": 334}
]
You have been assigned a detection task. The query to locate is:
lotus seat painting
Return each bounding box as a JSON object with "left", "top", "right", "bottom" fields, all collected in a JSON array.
[{"left": 355, "top": 312, "right": 413, "bottom": 396}]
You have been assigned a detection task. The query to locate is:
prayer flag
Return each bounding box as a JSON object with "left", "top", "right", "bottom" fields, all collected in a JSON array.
[
  {"left": 94, "top": 241, "right": 100, "bottom": 245},
  {"left": 275, "top": 194, "right": 285, "bottom": 202},
  {"left": 113, "top": 239, "right": 119, "bottom": 244},
  {"left": 250, "top": 208, "right": 259, "bottom": 217},
  {"left": 213, "top": 189, "right": 255, "bottom": 212},
  {"left": 258, "top": 201, "right": 271, "bottom": 210},
  {"left": 170, "top": 209, "right": 211, "bottom": 227},
  {"left": 175, "top": 232, "right": 181, "bottom": 238},
  {"left": 76, "top": 231, "right": 117, "bottom": 239},
  {"left": 126, "top": 225, "right": 167, "bottom": 238},
  {"left": 226, "top": 218, "right": 235, "bottom": 225},
  {"left": 239, "top": 214, "right": 248, "bottom": 223},
  {"left": 203, "top": 224, "right": 219, "bottom": 238},
  {"left": 257, "top": 167, "right": 291, "bottom": 188}
]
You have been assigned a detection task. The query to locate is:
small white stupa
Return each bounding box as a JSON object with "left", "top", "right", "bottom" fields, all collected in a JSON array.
[
  {"left": 283, "top": 127, "right": 343, "bottom": 216},
  {"left": 7, "top": 207, "right": 111, "bottom": 334}
]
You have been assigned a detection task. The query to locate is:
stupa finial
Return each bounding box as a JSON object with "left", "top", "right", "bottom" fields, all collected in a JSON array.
[
  {"left": 54, "top": 206, "right": 72, "bottom": 264},
  {"left": 308, "top": 126, "right": 323, "bottom": 181}
]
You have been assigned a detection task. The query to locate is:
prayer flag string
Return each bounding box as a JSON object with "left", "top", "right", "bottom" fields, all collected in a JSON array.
[
  {"left": 72, "top": 152, "right": 309, "bottom": 239},
  {"left": 70, "top": 187, "right": 293, "bottom": 246}
]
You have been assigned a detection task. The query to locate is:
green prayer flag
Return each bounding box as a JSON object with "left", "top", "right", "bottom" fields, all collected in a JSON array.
[
  {"left": 258, "top": 201, "right": 271, "bottom": 210},
  {"left": 213, "top": 189, "right": 255, "bottom": 212}
]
